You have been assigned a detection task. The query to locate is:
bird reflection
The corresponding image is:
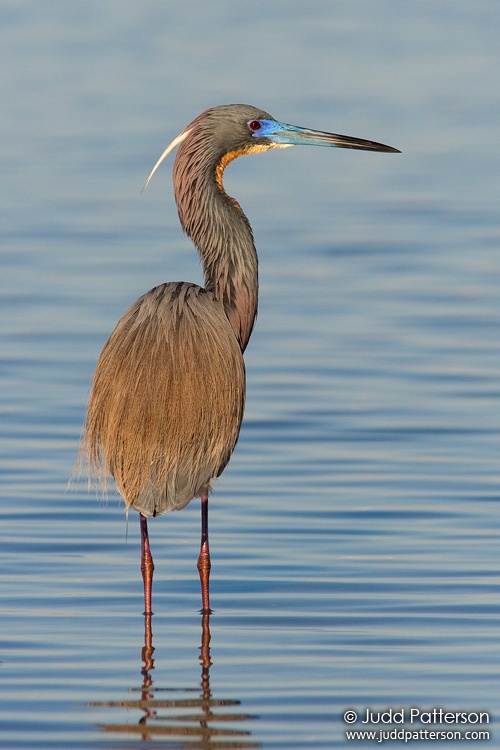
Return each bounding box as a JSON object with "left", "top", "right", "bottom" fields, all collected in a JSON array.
[{"left": 91, "top": 612, "right": 260, "bottom": 748}]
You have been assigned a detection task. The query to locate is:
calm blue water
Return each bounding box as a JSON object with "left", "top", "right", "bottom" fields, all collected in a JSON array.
[{"left": 1, "top": 2, "right": 500, "bottom": 748}]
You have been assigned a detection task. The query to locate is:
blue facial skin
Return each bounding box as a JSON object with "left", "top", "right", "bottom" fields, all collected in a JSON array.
[
  {"left": 249, "top": 119, "right": 321, "bottom": 146},
  {"left": 248, "top": 118, "right": 350, "bottom": 148}
]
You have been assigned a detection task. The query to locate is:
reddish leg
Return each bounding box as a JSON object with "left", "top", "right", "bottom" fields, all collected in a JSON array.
[
  {"left": 197, "top": 492, "right": 211, "bottom": 614},
  {"left": 140, "top": 513, "right": 154, "bottom": 615}
]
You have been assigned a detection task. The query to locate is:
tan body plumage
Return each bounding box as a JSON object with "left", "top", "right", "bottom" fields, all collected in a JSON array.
[{"left": 83, "top": 281, "right": 245, "bottom": 517}]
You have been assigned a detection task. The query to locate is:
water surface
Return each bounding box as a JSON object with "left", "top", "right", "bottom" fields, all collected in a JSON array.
[{"left": 1, "top": 2, "right": 500, "bottom": 748}]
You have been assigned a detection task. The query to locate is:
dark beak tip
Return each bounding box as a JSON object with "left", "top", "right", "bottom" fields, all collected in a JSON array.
[{"left": 374, "top": 143, "right": 401, "bottom": 154}]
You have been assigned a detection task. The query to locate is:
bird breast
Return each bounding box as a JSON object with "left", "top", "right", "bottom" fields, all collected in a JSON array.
[{"left": 83, "top": 282, "right": 246, "bottom": 517}]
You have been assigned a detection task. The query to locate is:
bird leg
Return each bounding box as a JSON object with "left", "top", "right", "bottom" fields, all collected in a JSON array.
[
  {"left": 197, "top": 492, "right": 211, "bottom": 614},
  {"left": 140, "top": 513, "right": 155, "bottom": 615}
]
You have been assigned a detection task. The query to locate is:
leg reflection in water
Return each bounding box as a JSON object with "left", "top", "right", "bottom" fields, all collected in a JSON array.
[{"left": 91, "top": 612, "right": 260, "bottom": 747}]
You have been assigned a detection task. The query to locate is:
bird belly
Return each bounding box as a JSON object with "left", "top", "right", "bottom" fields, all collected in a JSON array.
[{"left": 83, "top": 282, "right": 246, "bottom": 517}]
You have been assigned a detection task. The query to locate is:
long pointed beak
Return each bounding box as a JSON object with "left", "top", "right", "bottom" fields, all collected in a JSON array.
[{"left": 258, "top": 120, "right": 400, "bottom": 153}]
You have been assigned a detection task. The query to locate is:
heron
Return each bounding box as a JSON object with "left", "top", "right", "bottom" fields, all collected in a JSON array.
[{"left": 82, "top": 103, "right": 399, "bottom": 615}]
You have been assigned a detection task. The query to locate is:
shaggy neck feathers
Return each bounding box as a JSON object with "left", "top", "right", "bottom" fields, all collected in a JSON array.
[{"left": 172, "top": 124, "right": 261, "bottom": 352}]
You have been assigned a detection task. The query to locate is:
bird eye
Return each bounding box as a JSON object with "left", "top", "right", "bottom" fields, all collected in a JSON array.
[{"left": 248, "top": 120, "right": 262, "bottom": 132}]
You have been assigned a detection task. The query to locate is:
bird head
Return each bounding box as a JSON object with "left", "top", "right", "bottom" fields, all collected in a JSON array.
[{"left": 143, "top": 103, "right": 400, "bottom": 191}]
